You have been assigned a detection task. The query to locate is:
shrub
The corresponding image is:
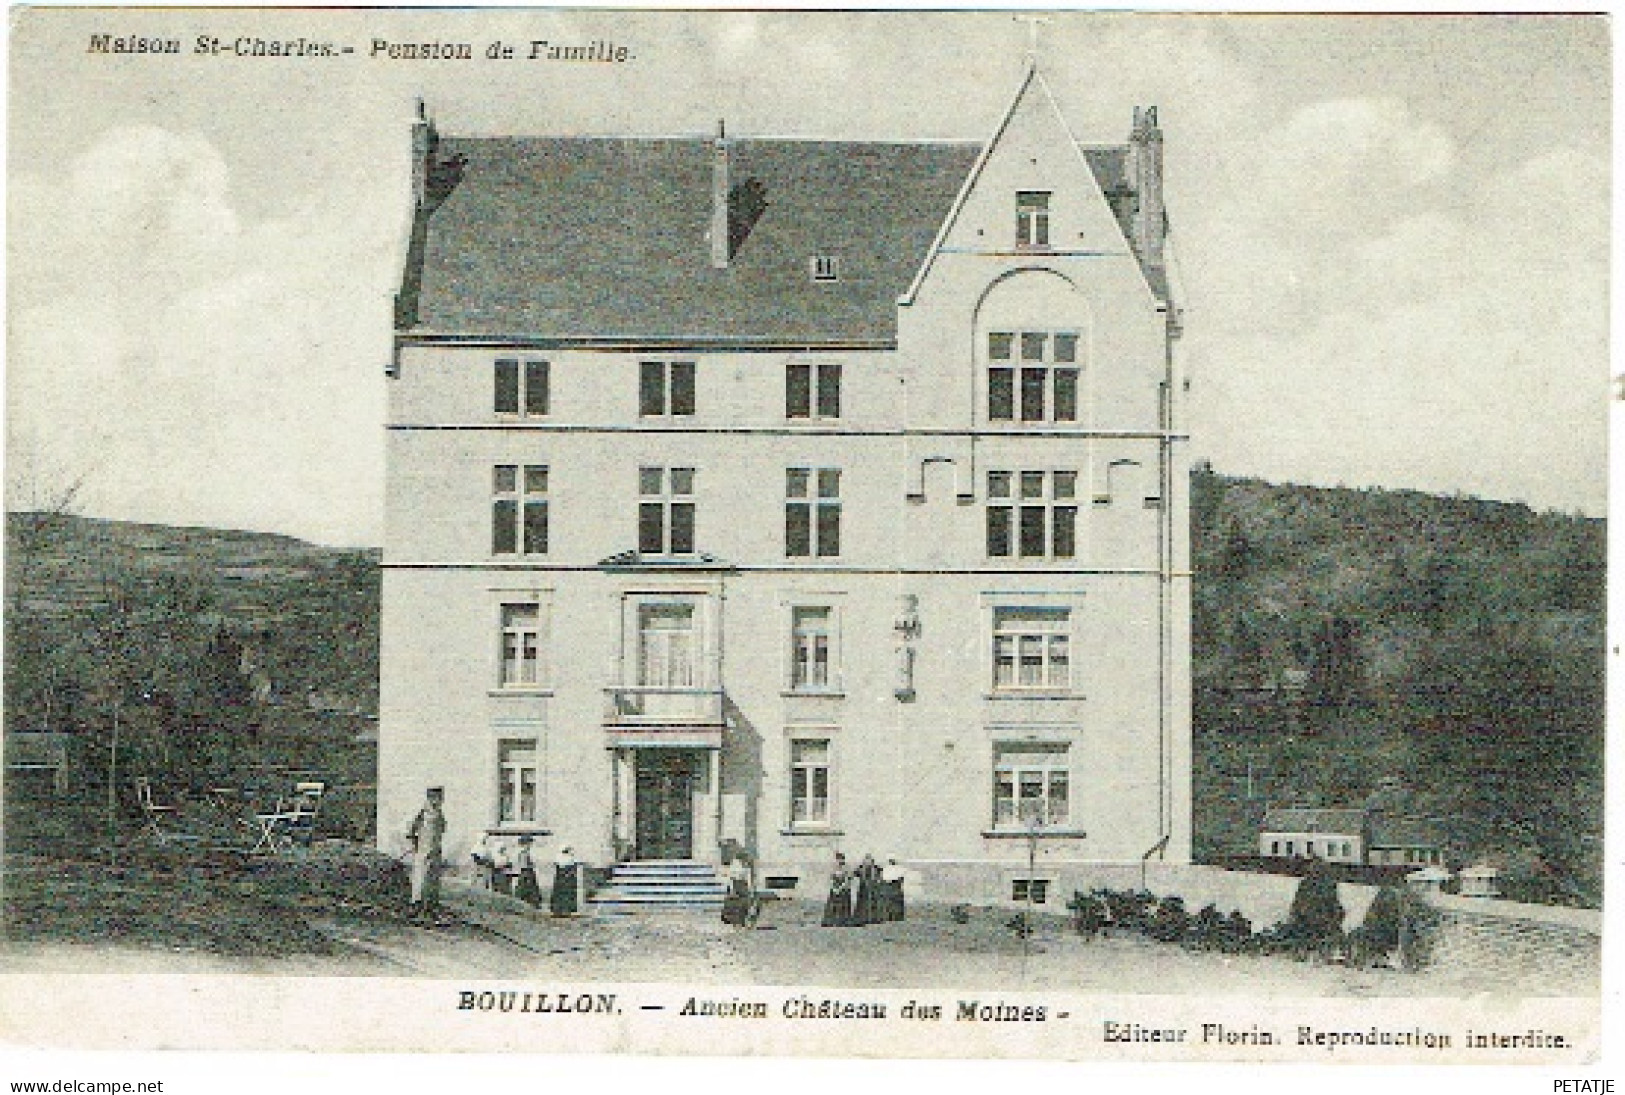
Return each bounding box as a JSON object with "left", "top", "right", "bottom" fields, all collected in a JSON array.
[
  {"left": 1353, "top": 884, "right": 1440, "bottom": 970},
  {"left": 1099, "top": 888, "right": 1156, "bottom": 935},
  {"left": 1188, "top": 903, "right": 1226, "bottom": 949},
  {"left": 1148, "top": 895, "right": 1190, "bottom": 943},
  {"left": 1067, "top": 890, "right": 1108, "bottom": 939},
  {"left": 1220, "top": 909, "right": 1254, "bottom": 953},
  {"left": 1283, "top": 864, "right": 1345, "bottom": 953}
]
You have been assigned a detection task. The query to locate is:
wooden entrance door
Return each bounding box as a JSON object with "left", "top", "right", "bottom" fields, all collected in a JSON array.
[{"left": 635, "top": 751, "right": 696, "bottom": 860}]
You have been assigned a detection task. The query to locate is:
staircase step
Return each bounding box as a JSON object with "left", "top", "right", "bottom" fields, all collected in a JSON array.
[
  {"left": 611, "top": 863, "right": 718, "bottom": 874},
  {"left": 587, "top": 860, "right": 729, "bottom": 915}
]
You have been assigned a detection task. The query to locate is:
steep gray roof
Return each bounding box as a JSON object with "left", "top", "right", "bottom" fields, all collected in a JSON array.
[{"left": 402, "top": 136, "right": 1138, "bottom": 343}]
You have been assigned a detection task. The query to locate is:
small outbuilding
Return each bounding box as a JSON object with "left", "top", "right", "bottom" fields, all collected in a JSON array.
[
  {"left": 1258, "top": 806, "right": 1366, "bottom": 864},
  {"left": 1405, "top": 865, "right": 1452, "bottom": 896},
  {"left": 1458, "top": 864, "right": 1501, "bottom": 898},
  {"left": 6, "top": 731, "right": 75, "bottom": 794}
]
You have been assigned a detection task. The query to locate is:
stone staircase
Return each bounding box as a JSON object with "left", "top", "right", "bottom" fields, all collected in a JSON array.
[{"left": 588, "top": 861, "right": 727, "bottom": 915}]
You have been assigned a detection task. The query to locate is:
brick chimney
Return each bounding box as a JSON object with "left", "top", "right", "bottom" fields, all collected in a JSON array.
[
  {"left": 1129, "top": 105, "right": 1165, "bottom": 271},
  {"left": 710, "top": 119, "right": 730, "bottom": 269},
  {"left": 396, "top": 99, "right": 465, "bottom": 331},
  {"left": 410, "top": 98, "right": 433, "bottom": 211}
]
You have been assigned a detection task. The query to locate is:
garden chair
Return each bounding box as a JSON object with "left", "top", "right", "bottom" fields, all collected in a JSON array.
[
  {"left": 253, "top": 781, "right": 326, "bottom": 853},
  {"left": 134, "top": 777, "right": 200, "bottom": 846},
  {"left": 284, "top": 781, "right": 326, "bottom": 846}
]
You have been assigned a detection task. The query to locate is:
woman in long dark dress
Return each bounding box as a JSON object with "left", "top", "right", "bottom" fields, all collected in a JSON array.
[
  {"left": 853, "top": 854, "right": 882, "bottom": 925},
  {"left": 720, "top": 855, "right": 753, "bottom": 927},
  {"left": 550, "top": 846, "right": 579, "bottom": 917},
  {"left": 513, "top": 835, "right": 543, "bottom": 907},
  {"left": 881, "top": 857, "right": 906, "bottom": 922},
  {"left": 821, "top": 853, "right": 855, "bottom": 926}
]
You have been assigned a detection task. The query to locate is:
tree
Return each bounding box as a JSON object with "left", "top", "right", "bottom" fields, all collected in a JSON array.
[
  {"left": 1283, "top": 861, "right": 1345, "bottom": 953},
  {"left": 1308, "top": 616, "right": 1360, "bottom": 708},
  {"left": 1550, "top": 527, "right": 1604, "bottom": 612},
  {"left": 1225, "top": 614, "right": 1267, "bottom": 687},
  {"left": 1218, "top": 517, "right": 1254, "bottom": 583},
  {"left": 5, "top": 456, "right": 91, "bottom": 735}
]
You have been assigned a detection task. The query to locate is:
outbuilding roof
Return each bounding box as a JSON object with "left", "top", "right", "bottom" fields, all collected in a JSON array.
[
  {"left": 1369, "top": 814, "right": 1444, "bottom": 849},
  {"left": 1260, "top": 807, "right": 1368, "bottom": 835},
  {"left": 400, "top": 135, "right": 1139, "bottom": 343}
]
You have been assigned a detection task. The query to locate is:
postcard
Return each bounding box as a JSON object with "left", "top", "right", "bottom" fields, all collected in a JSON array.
[{"left": 2, "top": 6, "right": 1610, "bottom": 1084}]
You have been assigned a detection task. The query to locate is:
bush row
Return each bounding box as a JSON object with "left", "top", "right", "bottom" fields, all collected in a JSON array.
[{"left": 1063, "top": 876, "right": 1439, "bottom": 969}]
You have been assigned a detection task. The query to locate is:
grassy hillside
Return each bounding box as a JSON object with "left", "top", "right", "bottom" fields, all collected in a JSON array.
[
  {"left": 1190, "top": 465, "right": 1605, "bottom": 905},
  {"left": 5, "top": 513, "right": 380, "bottom": 844},
  {"left": 5, "top": 479, "right": 1606, "bottom": 905},
  {"left": 8, "top": 513, "right": 378, "bottom": 708}
]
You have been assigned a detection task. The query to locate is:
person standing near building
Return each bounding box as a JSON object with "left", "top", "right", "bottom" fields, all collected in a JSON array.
[
  {"left": 881, "top": 857, "right": 907, "bottom": 922},
  {"left": 821, "top": 852, "right": 854, "bottom": 927},
  {"left": 721, "top": 853, "right": 754, "bottom": 927},
  {"left": 853, "top": 853, "right": 882, "bottom": 925},
  {"left": 406, "top": 787, "right": 447, "bottom": 923},
  {"left": 551, "top": 845, "right": 581, "bottom": 917},
  {"left": 513, "top": 834, "right": 542, "bottom": 907}
]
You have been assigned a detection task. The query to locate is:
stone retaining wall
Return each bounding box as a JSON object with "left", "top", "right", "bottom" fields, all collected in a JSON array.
[
  {"left": 906, "top": 860, "right": 1379, "bottom": 932},
  {"left": 1417, "top": 894, "right": 1600, "bottom": 994}
]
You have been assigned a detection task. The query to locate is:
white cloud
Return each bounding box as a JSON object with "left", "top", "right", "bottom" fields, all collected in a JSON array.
[
  {"left": 8, "top": 126, "right": 396, "bottom": 544},
  {"left": 6, "top": 15, "right": 1606, "bottom": 546},
  {"left": 1188, "top": 121, "right": 1608, "bottom": 515}
]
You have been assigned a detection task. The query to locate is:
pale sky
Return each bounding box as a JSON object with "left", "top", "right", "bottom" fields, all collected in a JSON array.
[{"left": 6, "top": 10, "right": 1609, "bottom": 545}]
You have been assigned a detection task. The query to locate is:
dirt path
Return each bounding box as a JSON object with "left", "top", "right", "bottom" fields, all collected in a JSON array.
[{"left": 1, "top": 886, "right": 1592, "bottom": 997}]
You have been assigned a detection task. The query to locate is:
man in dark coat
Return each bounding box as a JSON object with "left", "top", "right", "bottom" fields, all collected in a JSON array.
[{"left": 406, "top": 787, "right": 446, "bottom": 922}]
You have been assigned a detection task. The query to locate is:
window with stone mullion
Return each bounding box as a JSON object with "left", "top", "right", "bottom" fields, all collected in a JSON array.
[{"left": 987, "top": 331, "right": 1079, "bottom": 424}]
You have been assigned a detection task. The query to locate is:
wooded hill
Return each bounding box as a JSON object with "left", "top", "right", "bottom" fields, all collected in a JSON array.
[
  {"left": 5, "top": 472, "right": 1606, "bottom": 904},
  {"left": 1190, "top": 464, "right": 1605, "bottom": 906},
  {"left": 5, "top": 512, "right": 379, "bottom": 811}
]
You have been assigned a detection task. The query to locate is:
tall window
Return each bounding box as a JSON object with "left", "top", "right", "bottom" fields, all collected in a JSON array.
[
  {"left": 492, "top": 465, "right": 549, "bottom": 556},
  {"left": 498, "top": 740, "right": 539, "bottom": 824},
  {"left": 787, "top": 361, "right": 841, "bottom": 419},
  {"left": 499, "top": 603, "right": 542, "bottom": 687},
  {"left": 993, "top": 743, "right": 1069, "bottom": 828},
  {"left": 786, "top": 468, "right": 841, "bottom": 558},
  {"left": 638, "top": 466, "right": 695, "bottom": 555},
  {"left": 987, "top": 331, "right": 1079, "bottom": 423},
  {"left": 790, "top": 606, "right": 833, "bottom": 690},
  {"left": 495, "top": 358, "right": 549, "bottom": 416},
  {"left": 1016, "top": 191, "right": 1051, "bottom": 249},
  {"left": 986, "top": 470, "right": 1077, "bottom": 559},
  {"left": 790, "top": 739, "right": 832, "bottom": 826},
  {"left": 638, "top": 604, "right": 696, "bottom": 688},
  {"left": 992, "top": 607, "right": 1071, "bottom": 691},
  {"left": 640, "top": 360, "right": 696, "bottom": 417}
]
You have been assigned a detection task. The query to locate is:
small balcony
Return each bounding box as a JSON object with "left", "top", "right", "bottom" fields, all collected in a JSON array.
[
  {"left": 603, "top": 686, "right": 725, "bottom": 749},
  {"left": 604, "top": 686, "right": 725, "bottom": 726}
]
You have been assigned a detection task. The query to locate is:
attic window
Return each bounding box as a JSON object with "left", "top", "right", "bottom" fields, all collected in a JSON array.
[
  {"left": 1016, "top": 191, "right": 1051, "bottom": 249},
  {"left": 809, "top": 255, "right": 840, "bottom": 283}
]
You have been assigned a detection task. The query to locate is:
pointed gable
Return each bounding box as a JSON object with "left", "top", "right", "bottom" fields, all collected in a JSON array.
[{"left": 902, "top": 63, "right": 1165, "bottom": 305}]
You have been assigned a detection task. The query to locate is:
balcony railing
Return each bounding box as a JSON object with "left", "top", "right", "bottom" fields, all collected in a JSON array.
[{"left": 603, "top": 685, "right": 725, "bottom": 726}]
